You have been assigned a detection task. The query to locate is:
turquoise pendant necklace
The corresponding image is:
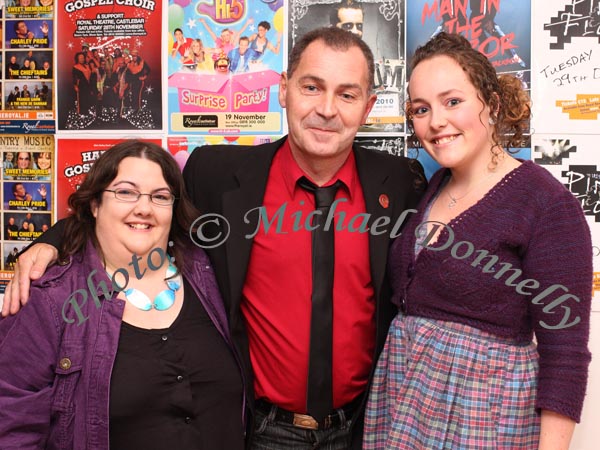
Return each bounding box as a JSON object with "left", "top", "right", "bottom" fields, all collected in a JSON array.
[{"left": 124, "top": 263, "right": 182, "bottom": 311}]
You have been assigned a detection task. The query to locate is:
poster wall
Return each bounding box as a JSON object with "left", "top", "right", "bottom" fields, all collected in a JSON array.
[
  {"left": 0, "top": 134, "right": 54, "bottom": 292},
  {"left": 56, "top": 137, "right": 163, "bottom": 220},
  {"left": 167, "top": 0, "right": 285, "bottom": 135},
  {"left": 406, "top": 0, "right": 531, "bottom": 77},
  {"left": 532, "top": 0, "right": 600, "bottom": 135},
  {"left": 533, "top": 134, "right": 600, "bottom": 311}
]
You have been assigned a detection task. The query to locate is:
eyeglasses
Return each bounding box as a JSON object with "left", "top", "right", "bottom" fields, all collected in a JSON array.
[
  {"left": 104, "top": 188, "right": 176, "bottom": 206},
  {"left": 340, "top": 22, "right": 363, "bottom": 32}
]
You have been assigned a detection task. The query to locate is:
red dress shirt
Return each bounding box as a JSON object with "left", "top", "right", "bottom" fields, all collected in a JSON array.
[{"left": 241, "top": 140, "right": 375, "bottom": 412}]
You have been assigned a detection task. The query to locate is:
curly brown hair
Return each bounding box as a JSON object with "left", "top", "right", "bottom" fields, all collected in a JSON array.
[
  {"left": 60, "top": 140, "right": 199, "bottom": 272},
  {"left": 406, "top": 32, "right": 530, "bottom": 152}
]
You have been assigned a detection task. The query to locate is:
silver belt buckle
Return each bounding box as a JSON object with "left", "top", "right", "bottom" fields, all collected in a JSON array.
[{"left": 292, "top": 413, "right": 319, "bottom": 430}]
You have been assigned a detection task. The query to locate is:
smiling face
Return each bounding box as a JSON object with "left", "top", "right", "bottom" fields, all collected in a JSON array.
[
  {"left": 16, "top": 21, "right": 28, "bottom": 36},
  {"left": 191, "top": 40, "right": 202, "bottom": 55},
  {"left": 36, "top": 152, "right": 51, "bottom": 170},
  {"left": 14, "top": 184, "right": 27, "bottom": 198},
  {"left": 91, "top": 157, "right": 173, "bottom": 270},
  {"left": 221, "top": 29, "right": 232, "bottom": 43},
  {"left": 215, "top": 57, "right": 229, "bottom": 73},
  {"left": 238, "top": 38, "right": 249, "bottom": 55},
  {"left": 279, "top": 39, "right": 376, "bottom": 180},
  {"left": 408, "top": 55, "right": 495, "bottom": 172},
  {"left": 174, "top": 29, "right": 184, "bottom": 43}
]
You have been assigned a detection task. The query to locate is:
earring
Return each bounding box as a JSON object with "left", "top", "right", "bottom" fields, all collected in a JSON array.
[{"left": 488, "top": 116, "right": 496, "bottom": 125}]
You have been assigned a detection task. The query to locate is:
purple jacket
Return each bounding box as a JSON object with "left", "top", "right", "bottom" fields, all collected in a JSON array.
[{"left": 0, "top": 241, "right": 242, "bottom": 450}]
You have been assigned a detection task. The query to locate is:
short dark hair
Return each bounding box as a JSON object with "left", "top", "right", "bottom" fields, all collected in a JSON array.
[
  {"left": 12, "top": 183, "right": 24, "bottom": 195},
  {"left": 61, "top": 140, "right": 200, "bottom": 273},
  {"left": 258, "top": 21, "right": 271, "bottom": 30},
  {"left": 14, "top": 20, "right": 26, "bottom": 33},
  {"left": 288, "top": 26, "right": 374, "bottom": 88},
  {"left": 329, "top": 0, "right": 363, "bottom": 26}
]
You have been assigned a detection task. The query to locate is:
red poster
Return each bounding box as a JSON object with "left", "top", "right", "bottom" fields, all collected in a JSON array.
[{"left": 56, "top": 138, "right": 162, "bottom": 220}]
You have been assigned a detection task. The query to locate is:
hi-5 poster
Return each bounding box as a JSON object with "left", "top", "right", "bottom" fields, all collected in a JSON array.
[
  {"left": 407, "top": 0, "right": 531, "bottom": 77},
  {"left": 167, "top": 0, "right": 285, "bottom": 135},
  {"left": 56, "top": 0, "right": 163, "bottom": 131}
]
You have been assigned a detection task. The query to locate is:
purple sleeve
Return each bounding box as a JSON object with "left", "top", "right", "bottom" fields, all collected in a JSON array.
[
  {"left": 523, "top": 187, "right": 592, "bottom": 422},
  {"left": 0, "top": 289, "right": 61, "bottom": 448}
]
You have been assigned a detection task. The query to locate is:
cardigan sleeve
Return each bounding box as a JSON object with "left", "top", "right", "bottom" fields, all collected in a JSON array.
[
  {"left": 0, "top": 288, "right": 61, "bottom": 448},
  {"left": 522, "top": 186, "right": 592, "bottom": 422}
]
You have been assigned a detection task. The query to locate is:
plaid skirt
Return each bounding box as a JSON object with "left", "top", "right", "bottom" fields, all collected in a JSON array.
[{"left": 364, "top": 314, "right": 540, "bottom": 449}]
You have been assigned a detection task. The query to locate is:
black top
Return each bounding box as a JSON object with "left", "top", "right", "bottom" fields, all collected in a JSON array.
[{"left": 109, "top": 278, "right": 244, "bottom": 450}]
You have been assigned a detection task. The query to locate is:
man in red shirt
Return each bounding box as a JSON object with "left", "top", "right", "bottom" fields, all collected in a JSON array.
[{"left": 7, "top": 28, "right": 424, "bottom": 449}]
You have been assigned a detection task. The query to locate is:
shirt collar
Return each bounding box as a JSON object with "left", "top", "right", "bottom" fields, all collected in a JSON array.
[{"left": 280, "top": 138, "right": 357, "bottom": 201}]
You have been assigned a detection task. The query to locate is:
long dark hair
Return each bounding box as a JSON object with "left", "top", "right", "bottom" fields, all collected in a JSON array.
[{"left": 60, "top": 140, "right": 199, "bottom": 272}]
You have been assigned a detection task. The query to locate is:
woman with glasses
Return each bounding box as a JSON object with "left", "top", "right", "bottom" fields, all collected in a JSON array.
[{"left": 0, "top": 141, "right": 245, "bottom": 450}]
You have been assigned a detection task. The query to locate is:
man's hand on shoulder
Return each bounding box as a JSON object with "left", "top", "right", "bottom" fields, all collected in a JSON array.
[{"left": 1, "top": 243, "right": 58, "bottom": 317}]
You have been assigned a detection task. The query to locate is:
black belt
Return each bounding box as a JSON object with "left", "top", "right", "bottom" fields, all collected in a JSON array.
[{"left": 255, "top": 397, "right": 360, "bottom": 431}]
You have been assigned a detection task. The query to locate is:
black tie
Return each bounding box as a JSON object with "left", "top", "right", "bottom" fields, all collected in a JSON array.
[{"left": 298, "top": 176, "right": 343, "bottom": 422}]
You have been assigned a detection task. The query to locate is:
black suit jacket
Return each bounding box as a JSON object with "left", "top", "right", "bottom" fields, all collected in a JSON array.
[{"left": 183, "top": 136, "right": 425, "bottom": 447}]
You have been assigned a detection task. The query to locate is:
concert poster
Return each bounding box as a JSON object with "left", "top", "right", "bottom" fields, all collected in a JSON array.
[
  {"left": 167, "top": 0, "right": 285, "bottom": 135},
  {"left": 56, "top": 137, "right": 163, "bottom": 220},
  {"left": 533, "top": 134, "right": 600, "bottom": 309},
  {"left": 532, "top": 0, "right": 599, "bottom": 134},
  {"left": 56, "top": 0, "right": 163, "bottom": 131},
  {"left": 290, "top": 0, "right": 406, "bottom": 133}
]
